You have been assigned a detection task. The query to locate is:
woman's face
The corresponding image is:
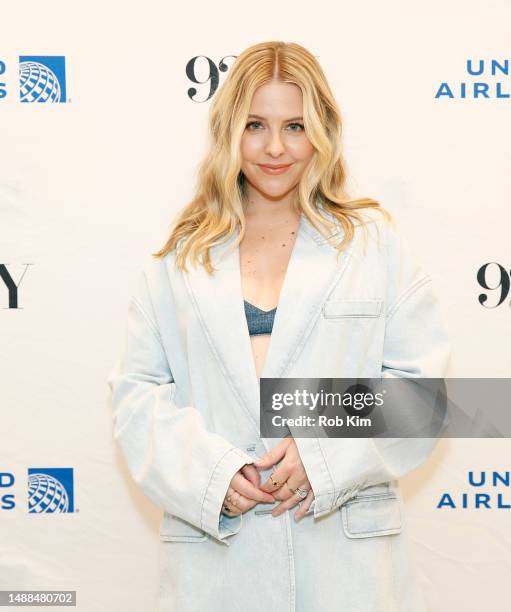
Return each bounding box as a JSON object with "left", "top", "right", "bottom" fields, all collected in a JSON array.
[{"left": 240, "top": 80, "right": 315, "bottom": 202}]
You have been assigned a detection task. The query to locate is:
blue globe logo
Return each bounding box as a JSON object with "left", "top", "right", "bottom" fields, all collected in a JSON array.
[
  {"left": 19, "top": 61, "right": 61, "bottom": 103},
  {"left": 28, "top": 473, "right": 69, "bottom": 512}
]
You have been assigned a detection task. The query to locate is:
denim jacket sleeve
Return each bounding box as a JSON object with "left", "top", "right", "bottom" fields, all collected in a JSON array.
[
  {"left": 106, "top": 268, "right": 254, "bottom": 544},
  {"left": 294, "top": 217, "right": 452, "bottom": 518}
]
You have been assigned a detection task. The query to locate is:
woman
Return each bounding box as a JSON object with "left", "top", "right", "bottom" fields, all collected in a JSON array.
[{"left": 107, "top": 41, "right": 451, "bottom": 612}]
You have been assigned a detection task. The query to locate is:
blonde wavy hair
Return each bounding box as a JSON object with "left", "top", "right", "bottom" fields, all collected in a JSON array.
[{"left": 153, "top": 40, "right": 392, "bottom": 273}]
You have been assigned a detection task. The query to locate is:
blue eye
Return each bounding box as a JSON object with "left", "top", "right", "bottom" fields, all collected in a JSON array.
[
  {"left": 245, "top": 121, "right": 305, "bottom": 132},
  {"left": 287, "top": 123, "right": 305, "bottom": 131}
]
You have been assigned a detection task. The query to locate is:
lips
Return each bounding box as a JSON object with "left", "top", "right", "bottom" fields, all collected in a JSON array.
[{"left": 258, "top": 163, "right": 293, "bottom": 175}]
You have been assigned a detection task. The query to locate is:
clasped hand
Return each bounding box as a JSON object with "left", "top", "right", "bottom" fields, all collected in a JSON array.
[{"left": 222, "top": 437, "right": 314, "bottom": 522}]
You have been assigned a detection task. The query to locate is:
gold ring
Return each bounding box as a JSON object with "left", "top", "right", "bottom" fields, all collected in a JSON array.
[{"left": 269, "top": 472, "right": 281, "bottom": 487}]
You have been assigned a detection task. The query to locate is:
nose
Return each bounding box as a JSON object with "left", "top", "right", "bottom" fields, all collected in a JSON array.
[{"left": 264, "top": 129, "right": 286, "bottom": 157}]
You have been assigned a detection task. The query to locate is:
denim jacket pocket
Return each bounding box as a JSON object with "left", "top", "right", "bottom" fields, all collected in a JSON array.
[
  {"left": 341, "top": 493, "right": 402, "bottom": 538},
  {"left": 323, "top": 299, "right": 384, "bottom": 318},
  {"left": 159, "top": 511, "right": 209, "bottom": 542}
]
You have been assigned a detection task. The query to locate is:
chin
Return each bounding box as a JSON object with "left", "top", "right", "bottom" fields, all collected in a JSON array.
[
  {"left": 243, "top": 173, "right": 298, "bottom": 197},
  {"left": 256, "top": 183, "right": 294, "bottom": 198}
]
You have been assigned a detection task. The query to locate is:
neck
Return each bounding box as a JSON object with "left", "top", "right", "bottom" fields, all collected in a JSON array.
[{"left": 242, "top": 185, "right": 299, "bottom": 221}]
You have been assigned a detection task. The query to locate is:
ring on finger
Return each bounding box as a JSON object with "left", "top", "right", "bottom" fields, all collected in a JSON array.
[
  {"left": 269, "top": 472, "right": 281, "bottom": 487},
  {"left": 285, "top": 482, "right": 308, "bottom": 500},
  {"left": 295, "top": 487, "right": 308, "bottom": 500}
]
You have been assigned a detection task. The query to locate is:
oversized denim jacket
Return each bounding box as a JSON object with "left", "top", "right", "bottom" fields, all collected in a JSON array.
[{"left": 107, "top": 208, "right": 451, "bottom": 612}]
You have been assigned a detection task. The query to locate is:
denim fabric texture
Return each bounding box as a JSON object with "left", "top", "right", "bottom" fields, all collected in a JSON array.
[{"left": 243, "top": 300, "right": 277, "bottom": 336}]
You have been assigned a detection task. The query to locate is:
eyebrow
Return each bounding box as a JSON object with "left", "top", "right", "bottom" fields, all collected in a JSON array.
[{"left": 247, "top": 114, "right": 304, "bottom": 122}]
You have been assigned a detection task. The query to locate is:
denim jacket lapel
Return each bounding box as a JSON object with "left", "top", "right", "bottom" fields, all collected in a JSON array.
[{"left": 182, "top": 213, "right": 357, "bottom": 431}]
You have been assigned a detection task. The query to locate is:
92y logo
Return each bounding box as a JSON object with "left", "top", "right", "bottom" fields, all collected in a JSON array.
[
  {"left": 186, "top": 55, "right": 237, "bottom": 102},
  {"left": 0, "top": 264, "right": 32, "bottom": 308},
  {"left": 477, "top": 262, "right": 510, "bottom": 308}
]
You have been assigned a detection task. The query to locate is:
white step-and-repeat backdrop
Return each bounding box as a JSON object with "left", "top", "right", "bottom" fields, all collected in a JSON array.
[{"left": 1, "top": 1, "right": 510, "bottom": 610}]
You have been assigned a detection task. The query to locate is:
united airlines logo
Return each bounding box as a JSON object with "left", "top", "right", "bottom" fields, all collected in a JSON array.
[
  {"left": 19, "top": 55, "right": 67, "bottom": 103},
  {"left": 435, "top": 58, "right": 510, "bottom": 100},
  {"left": 28, "top": 467, "right": 74, "bottom": 513},
  {"left": 436, "top": 471, "right": 510, "bottom": 510}
]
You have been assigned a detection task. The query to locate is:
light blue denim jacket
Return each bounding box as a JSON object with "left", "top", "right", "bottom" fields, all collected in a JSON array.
[{"left": 107, "top": 208, "right": 451, "bottom": 612}]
